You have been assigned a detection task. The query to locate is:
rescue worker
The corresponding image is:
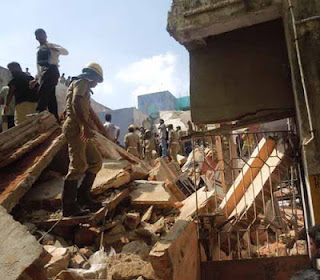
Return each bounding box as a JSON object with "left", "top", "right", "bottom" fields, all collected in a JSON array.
[
  {"left": 176, "top": 126, "right": 185, "bottom": 156},
  {"left": 62, "top": 62, "right": 104, "bottom": 217},
  {"left": 168, "top": 124, "right": 180, "bottom": 162},
  {"left": 139, "top": 127, "right": 145, "bottom": 159},
  {"left": 124, "top": 125, "right": 140, "bottom": 158},
  {"left": 144, "top": 130, "right": 158, "bottom": 166}
]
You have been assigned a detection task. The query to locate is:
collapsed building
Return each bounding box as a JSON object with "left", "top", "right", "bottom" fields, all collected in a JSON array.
[{"left": 1, "top": 0, "right": 320, "bottom": 280}]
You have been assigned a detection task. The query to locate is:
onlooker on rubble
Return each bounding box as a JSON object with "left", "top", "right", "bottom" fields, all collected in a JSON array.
[
  {"left": 187, "top": 120, "right": 194, "bottom": 135},
  {"left": 6, "top": 62, "right": 38, "bottom": 125},
  {"left": 62, "top": 62, "right": 104, "bottom": 217},
  {"left": 176, "top": 126, "right": 185, "bottom": 156},
  {"left": 59, "top": 73, "right": 66, "bottom": 84},
  {"left": 168, "top": 124, "right": 180, "bottom": 162},
  {"left": 29, "top": 28, "right": 68, "bottom": 122},
  {"left": 290, "top": 225, "right": 320, "bottom": 280},
  {"left": 124, "top": 125, "right": 140, "bottom": 158},
  {"left": 0, "top": 86, "right": 15, "bottom": 130},
  {"left": 158, "top": 119, "right": 168, "bottom": 157},
  {"left": 65, "top": 76, "right": 71, "bottom": 87},
  {"left": 25, "top": 67, "right": 31, "bottom": 76},
  {"left": 144, "top": 129, "right": 158, "bottom": 166},
  {"left": 103, "top": 113, "right": 120, "bottom": 143}
]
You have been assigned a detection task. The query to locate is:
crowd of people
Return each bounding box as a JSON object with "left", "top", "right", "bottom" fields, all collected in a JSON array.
[{"left": 121, "top": 118, "right": 185, "bottom": 165}]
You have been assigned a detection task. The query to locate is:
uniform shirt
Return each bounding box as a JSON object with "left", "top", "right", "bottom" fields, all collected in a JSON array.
[
  {"left": 104, "top": 121, "right": 120, "bottom": 141},
  {"left": 168, "top": 130, "right": 179, "bottom": 144},
  {"left": 158, "top": 123, "right": 167, "bottom": 139},
  {"left": 65, "top": 79, "right": 91, "bottom": 122},
  {"left": 0, "top": 86, "right": 14, "bottom": 116},
  {"left": 145, "top": 137, "right": 157, "bottom": 153},
  {"left": 36, "top": 42, "right": 68, "bottom": 79},
  {"left": 124, "top": 132, "right": 139, "bottom": 148},
  {"left": 8, "top": 72, "right": 37, "bottom": 105}
]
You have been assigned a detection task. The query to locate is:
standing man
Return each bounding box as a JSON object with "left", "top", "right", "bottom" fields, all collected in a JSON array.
[
  {"left": 168, "top": 124, "right": 180, "bottom": 162},
  {"left": 124, "top": 125, "right": 140, "bottom": 157},
  {"left": 104, "top": 113, "right": 120, "bottom": 143},
  {"left": 0, "top": 86, "right": 15, "bottom": 130},
  {"left": 62, "top": 62, "right": 104, "bottom": 217},
  {"left": 176, "top": 126, "right": 185, "bottom": 156},
  {"left": 25, "top": 68, "right": 31, "bottom": 76},
  {"left": 59, "top": 73, "right": 66, "bottom": 84},
  {"left": 158, "top": 119, "right": 168, "bottom": 157},
  {"left": 5, "top": 62, "right": 38, "bottom": 125},
  {"left": 30, "top": 28, "right": 68, "bottom": 122}
]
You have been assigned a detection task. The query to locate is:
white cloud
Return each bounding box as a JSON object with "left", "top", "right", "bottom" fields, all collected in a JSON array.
[
  {"left": 116, "top": 52, "right": 188, "bottom": 99},
  {"left": 91, "top": 79, "right": 114, "bottom": 107}
]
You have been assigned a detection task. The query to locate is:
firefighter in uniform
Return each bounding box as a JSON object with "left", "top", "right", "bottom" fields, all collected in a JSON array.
[
  {"left": 144, "top": 129, "right": 158, "bottom": 166},
  {"left": 62, "top": 62, "right": 104, "bottom": 217},
  {"left": 168, "top": 124, "right": 180, "bottom": 162},
  {"left": 124, "top": 125, "right": 140, "bottom": 158}
]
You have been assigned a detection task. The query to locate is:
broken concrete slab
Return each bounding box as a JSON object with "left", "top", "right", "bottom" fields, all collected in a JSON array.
[
  {"left": 177, "top": 186, "right": 223, "bottom": 221},
  {"left": 130, "top": 180, "right": 175, "bottom": 208},
  {"left": 0, "top": 205, "right": 47, "bottom": 280},
  {"left": 149, "top": 220, "right": 200, "bottom": 280},
  {"left": 92, "top": 167, "right": 131, "bottom": 195},
  {"left": 131, "top": 163, "right": 149, "bottom": 180},
  {"left": 149, "top": 158, "right": 181, "bottom": 181},
  {"left": 0, "top": 131, "right": 66, "bottom": 212},
  {"left": 44, "top": 245, "right": 71, "bottom": 278},
  {"left": 125, "top": 212, "right": 141, "bottom": 230},
  {"left": 92, "top": 132, "right": 122, "bottom": 160},
  {"left": 22, "top": 171, "right": 63, "bottom": 210}
]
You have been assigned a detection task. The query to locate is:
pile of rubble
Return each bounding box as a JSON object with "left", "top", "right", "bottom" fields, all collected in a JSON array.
[
  {"left": 0, "top": 112, "right": 204, "bottom": 280},
  {"left": 0, "top": 113, "right": 307, "bottom": 280}
]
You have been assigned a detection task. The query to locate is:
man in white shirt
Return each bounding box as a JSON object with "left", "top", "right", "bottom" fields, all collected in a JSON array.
[
  {"left": 103, "top": 113, "right": 120, "bottom": 143},
  {"left": 158, "top": 119, "right": 168, "bottom": 157},
  {"left": 30, "top": 28, "right": 68, "bottom": 122}
]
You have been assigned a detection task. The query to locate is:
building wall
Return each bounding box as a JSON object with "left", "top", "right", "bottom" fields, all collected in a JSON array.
[
  {"left": 99, "top": 107, "right": 147, "bottom": 145},
  {"left": 138, "top": 91, "right": 177, "bottom": 116}
]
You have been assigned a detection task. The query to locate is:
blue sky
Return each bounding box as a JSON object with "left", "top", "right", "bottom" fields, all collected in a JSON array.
[{"left": 0, "top": 0, "right": 189, "bottom": 109}]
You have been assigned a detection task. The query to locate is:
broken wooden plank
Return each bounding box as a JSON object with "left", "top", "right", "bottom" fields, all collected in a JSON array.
[
  {"left": 130, "top": 180, "right": 174, "bottom": 208},
  {"left": 0, "top": 131, "right": 66, "bottom": 212},
  {"left": 0, "top": 112, "right": 57, "bottom": 162},
  {"left": 0, "top": 205, "right": 49, "bottom": 280},
  {"left": 149, "top": 220, "right": 200, "bottom": 280},
  {"left": 218, "top": 137, "right": 276, "bottom": 217},
  {"left": 0, "top": 125, "right": 60, "bottom": 169}
]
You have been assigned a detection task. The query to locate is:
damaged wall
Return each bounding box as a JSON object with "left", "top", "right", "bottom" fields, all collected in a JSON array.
[{"left": 189, "top": 19, "right": 295, "bottom": 124}]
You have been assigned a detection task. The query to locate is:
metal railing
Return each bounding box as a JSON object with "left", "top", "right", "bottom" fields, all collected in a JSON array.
[{"left": 188, "top": 129, "right": 306, "bottom": 261}]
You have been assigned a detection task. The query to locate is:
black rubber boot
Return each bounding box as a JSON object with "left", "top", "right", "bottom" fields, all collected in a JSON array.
[
  {"left": 62, "top": 180, "right": 90, "bottom": 217},
  {"left": 77, "top": 171, "right": 103, "bottom": 211}
]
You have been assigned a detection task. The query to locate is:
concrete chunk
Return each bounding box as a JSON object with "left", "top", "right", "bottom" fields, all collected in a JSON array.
[{"left": 0, "top": 205, "right": 45, "bottom": 280}]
